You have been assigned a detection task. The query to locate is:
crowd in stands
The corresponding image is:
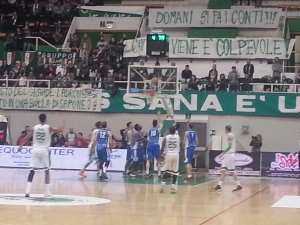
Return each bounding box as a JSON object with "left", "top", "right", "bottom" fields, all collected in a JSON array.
[
  {"left": 1, "top": 0, "right": 103, "bottom": 51},
  {"left": 1, "top": 54, "right": 299, "bottom": 93},
  {"left": 232, "top": 0, "right": 263, "bottom": 6}
]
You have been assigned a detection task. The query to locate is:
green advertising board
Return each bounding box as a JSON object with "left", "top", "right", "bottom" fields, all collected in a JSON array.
[{"left": 1, "top": 89, "right": 300, "bottom": 117}]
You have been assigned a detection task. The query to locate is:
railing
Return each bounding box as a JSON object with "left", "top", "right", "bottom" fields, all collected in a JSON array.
[
  {"left": 0, "top": 79, "right": 51, "bottom": 88},
  {"left": 25, "top": 37, "right": 71, "bottom": 52},
  {"left": 1, "top": 79, "right": 300, "bottom": 93}
]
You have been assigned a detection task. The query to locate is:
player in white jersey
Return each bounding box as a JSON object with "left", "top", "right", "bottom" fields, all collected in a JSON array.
[
  {"left": 212, "top": 125, "right": 242, "bottom": 192},
  {"left": 79, "top": 121, "right": 101, "bottom": 178},
  {"left": 19, "top": 113, "right": 65, "bottom": 198},
  {"left": 160, "top": 126, "right": 180, "bottom": 194}
]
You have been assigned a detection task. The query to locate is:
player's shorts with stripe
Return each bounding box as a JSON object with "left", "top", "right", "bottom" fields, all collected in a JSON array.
[
  {"left": 126, "top": 145, "right": 133, "bottom": 161},
  {"left": 164, "top": 153, "right": 179, "bottom": 175},
  {"left": 146, "top": 143, "right": 160, "bottom": 160},
  {"left": 97, "top": 148, "right": 110, "bottom": 163},
  {"left": 221, "top": 153, "right": 236, "bottom": 172},
  {"left": 133, "top": 148, "right": 146, "bottom": 162},
  {"left": 87, "top": 142, "right": 98, "bottom": 162},
  {"left": 30, "top": 147, "right": 51, "bottom": 171},
  {"left": 184, "top": 146, "right": 195, "bottom": 164}
]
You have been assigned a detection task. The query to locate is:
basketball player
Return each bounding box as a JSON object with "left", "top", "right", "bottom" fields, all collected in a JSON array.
[
  {"left": 132, "top": 124, "right": 145, "bottom": 167},
  {"left": 145, "top": 111, "right": 163, "bottom": 179},
  {"left": 212, "top": 125, "right": 242, "bottom": 192},
  {"left": 182, "top": 122, "right": 198, "bottom": 182},
  {"left": 79, "top": 121, "right": 101, "bottom": 178},
  {"left": 160, "top": 126, "right": 180, "bottom": 194},
  {"left": 124, "top": 122, "right": 136, "bottom": 176},
  {"left": 92, "top": 121, "right": 113, "bottom": 180},
  {"left": 19, "top": 113, "right": 65, "bottom": 198}
]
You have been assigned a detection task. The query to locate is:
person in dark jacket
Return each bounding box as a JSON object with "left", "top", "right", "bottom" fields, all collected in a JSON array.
[{"left": 250, "top": 134, "right": 262, "bottom": 152}]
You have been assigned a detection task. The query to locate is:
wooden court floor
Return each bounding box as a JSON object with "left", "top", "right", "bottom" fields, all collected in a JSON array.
[{"left": 0, "top": 169, "right": 299, "bottom": 225}]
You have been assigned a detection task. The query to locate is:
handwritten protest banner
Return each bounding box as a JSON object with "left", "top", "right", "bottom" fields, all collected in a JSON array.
[
  {"left": 124, "top": 37, "right": 295, "bottom": 59},
  {"left": 0, "top": 88, "right": 102, "bottom": 112},
  {"left": 149, "top": 8, "right": 281, "bottom": 28}
]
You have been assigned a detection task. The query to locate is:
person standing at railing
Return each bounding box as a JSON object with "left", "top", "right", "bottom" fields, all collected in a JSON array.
[
  {"left": 181, "top": 65, "right": 192, "bottom": 91},
  {"left": 227, "top": 66, "right": 240, "bottom": 92},
  {"left": 33, "top": 61, "right": 45, "bottom": 78},
  {"left": 18, "top": 73, "right": 27, "bottom": 87},
  {"left": 272, "top": 57, "right": 283, "bottom": 84},
  {"left": 217, "top": 74, "right": 228, "bottom": 91},
  {"left": 80, "top": 34, "right": 92, "bottom": 64}
]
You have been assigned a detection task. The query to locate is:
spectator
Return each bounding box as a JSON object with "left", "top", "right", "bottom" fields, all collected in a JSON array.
[
  {"left": 208, "top": 64, "right": 218, "bottom": 80},
  {"left": 97, "top": 35, "right": 108, "bottom": 52},
  {"left": 23, "top": 21, "right": 30, "bottom": 33},
  {"left": 250, "top": 134, "right": 262, "bottom": 152},
  {"left": 188, "top": 75, "right": 198, "bottom": 90},
  {"left": 40, "top": 22, "right": 51, "bottom": 43},
  {"left": 109, "top": 37, "right": 118, "bottom": 67},
  {"left": 15, "top": 27, "right": 24, "bottom": 51},
  {"left": 45, "top": 1, "right": 54, "bottom": 22},
  {"left": 66, "top": 61, "right": 77, "bottom": 77},
  {"left": 117, "top": 39, "right": 125, "bottom": 62},
  {"left": 243, "top": 60, "right": 254, "bottom": 79},
  {"left": 278, "top": 75, "right": 289, "bottom": 92},
  {"left": 53, "top": 21, "right": 63, "bottom": 44},
  {"left": 18, "top": 73, "right": 27, "bottom": 87},
  {"left": 295, "top": 67, "right": 300, "bottom": 92},
  {"left": 27, "top": 72, "right": 36, "bottom": 87},
  {"left": 57, "top": 133, "right": 66, "bottom": 146},
  {"left": 261, "top": 75, "right": 272, "bottom": 92},
  {"left": 74, "top": 132, "right": 89, "bottom": 148},
  {"left": 240, "top": 74, "right": 251, "bottom": 92},
  {"left": 46, "top": 62, "right": 56, "bottom": 76},
  {"left": 104, "top": 72, "right": 115, "bottom": 90},
  {"left": 51, "top": 136, "right": 60, "bottom": 147},
  {"left": 23, "top": 31, "right": 34, "bottom": 51},
  {"left": 228, "top": 66, "right": 240, "bottom": 92},
  {"left": 31, "top": 21, "right": 40, "bottom": 37},
  {"left": 181, "top": 65, "right": 192, "bottom": 90},
  {"left": 19, "top": 62, "right": 28, "bottom": 75},
  {"left": 0, "top": 13, "right": 6, "bottom": 32},
  {"left": 272, "top": 57, "right": 282, "bottom": 83},
  {"left": 16, "top": 131, "right": 30, "bottom": 146},
  {"left": 9, "top": 11, "right": 18, "bottom": 32},
  {"left": 80, "top": 34, "right": 92, "bottom": 64},
  {"left": 69, "top": 33, "right": 80, "bottom": 53},
  {"left": 56, "top": 60, "right": 66, "bottom": 76},
  {"left": 66, "top": 128, "right": 77, "bottom": 143},
  {"left": 78, "top": 62, "right": 90, "bottom": 82},
  {"left": 31, "top": 0, "right": 41, "bottom": 21},
  {"left": 64, "top": 2, "right": 73, "bottom": 21},
  {"left": 0, "top": 61, "right": 10, "bottom": 75},
  {"left": 12, "top": 63, "right": 19, "bottom": 74},
  {"left": 115, "top": 73, "right": 127, "bottom": 89},
  {"left": 92, "top": 72, "right": 101, "bottom": 89},
  {"left": 4, "top": 33, "right": 15, "bottom": 51},
  {"left": 217, "top": 73, "right": 228, "bottom": 91},
  {"left": 33, "top": 61, "right": 45, "bottom": 78},
  {"left": 53, "top": 2, "right": 64, "bottom": 22}
]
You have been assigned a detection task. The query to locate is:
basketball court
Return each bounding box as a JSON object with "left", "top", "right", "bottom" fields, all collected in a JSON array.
[{"left": 0, "top": 169, "right": 299, "bottom": 225}]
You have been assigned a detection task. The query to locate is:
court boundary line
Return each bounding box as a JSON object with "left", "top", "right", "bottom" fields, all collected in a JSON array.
[{"left": 199, "top": 186, "right": 269, "bottom": 225}]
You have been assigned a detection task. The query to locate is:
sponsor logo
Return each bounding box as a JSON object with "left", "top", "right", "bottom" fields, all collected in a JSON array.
[
  {"left": 214, "top": 153, "right": 253, "bottom": 166},
  {"left": 271, "top": 153, "right": 299, "bottom": 170},
  {"left": 0, "top": 194, "right": 110, "bottom": 206}
]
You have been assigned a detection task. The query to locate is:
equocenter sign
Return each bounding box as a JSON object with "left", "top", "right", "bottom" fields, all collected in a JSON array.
[
  {"left": 124, "top": 38, "right": 295, "bottom": 59},
  {"left": 149, "top": 8, "right": 281, "bottom": 28}
]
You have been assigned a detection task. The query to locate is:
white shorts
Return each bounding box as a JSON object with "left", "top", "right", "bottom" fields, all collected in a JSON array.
[
  {"left": 164, "top": 153, "right": 179, "bottom": 175},
  {"left": 220, "top": 153, "right": 235, "bottom": 172},
  {"left": 87, "top": 142, "right": 98, "bottom": 162},
  {"left": 30, "top": 147, "right": 51, "bottom": 171}
]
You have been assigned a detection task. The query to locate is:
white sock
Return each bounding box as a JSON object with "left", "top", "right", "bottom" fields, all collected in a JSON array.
[
  {"left": 45, "top": 184, "right": 50, "bottom": 194},
  {"left": 187, "top": 175, "right": 192, "bottom": 178},
  {"left": 158, "top": 170, "right": 161, "bottom": 176},
  {"left": 103, "top": 166, "right": 107, "bottom": 174},
  {"left": 236, "top": 181, "right": 241, "bottom": 186},
  {"left": 99, "top": 169, "right": 102, "bottom": 174},
  {"left": 146, "top": 169, "right": 149, "bottom": 175},
  {"left": 218, "top": 181, "right": 222, "bottom": 186},
  {"left": 26, "top": 182, "right": 32, "bottom": 194},
  {"left": 126, "top": 169, "right": 130, "bottom": 173}
]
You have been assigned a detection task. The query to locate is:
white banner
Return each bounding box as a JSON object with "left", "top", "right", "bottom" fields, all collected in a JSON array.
[
  {"left": 0, "top": 88, "right": 102, "bottom": 112},
  {"left": 124, "top": 37, "right": 295, "bottom": 59},
  {"left": 0, "top": 146, "right": 127, "bottom": 172},
  {"left": 149, "top": 8, "right": 281, "bottom": 28}
]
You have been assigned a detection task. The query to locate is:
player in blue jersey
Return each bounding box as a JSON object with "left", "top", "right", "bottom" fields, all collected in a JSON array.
[
  {"left": 124, "top": 122, "right": 136, "bottom": 177},
  {"left": 91, "top": 121, "right": 112, "bottom": 180},
  {"left": 182, "top": 122, "right": 199, "bottom": 182},
  {"left": 145, "top": 111, "right": 163, "bottom": 179}
]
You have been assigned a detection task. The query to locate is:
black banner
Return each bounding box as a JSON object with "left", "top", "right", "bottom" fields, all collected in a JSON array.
[
  {"left": 261, "top": 152, "right": 299, "bottom": 178},
  {"left": 208, "top": 150, "right": 261, "bottom": 176}
]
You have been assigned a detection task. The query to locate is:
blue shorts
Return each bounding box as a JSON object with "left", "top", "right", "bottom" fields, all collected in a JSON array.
[
  {"left": 147, "top": 143, "right": 160, "bottom": 160},
  {"left": 133, "top": 148, "right": 146, "bottom": 162},
  {"left": 97, "top": 148, "right": 110, "bottom": 163},
  {"left": 184, "top": 146, "right": 195, "bottom": 164},
  {"left": 126, "top": 145, "right": 133, "bottom": 161}
]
